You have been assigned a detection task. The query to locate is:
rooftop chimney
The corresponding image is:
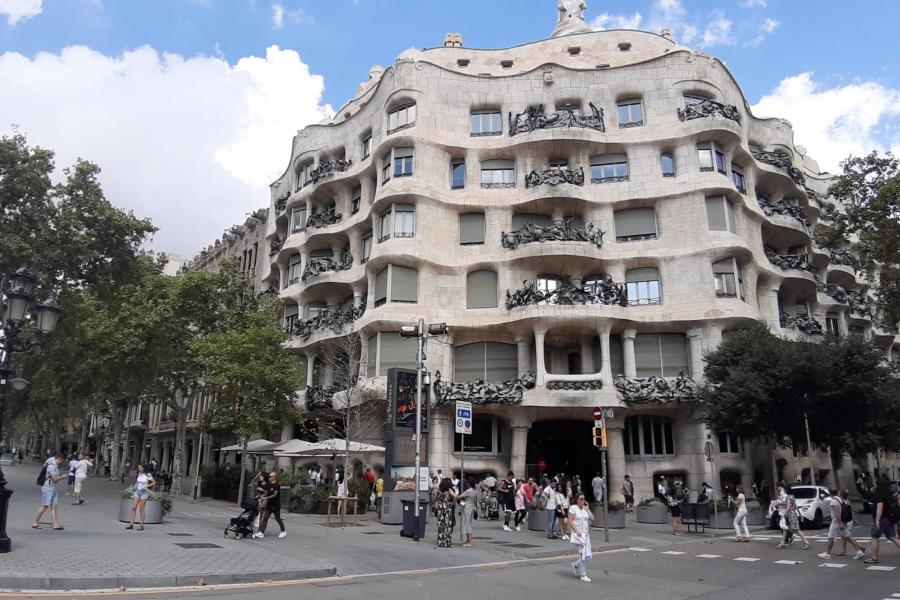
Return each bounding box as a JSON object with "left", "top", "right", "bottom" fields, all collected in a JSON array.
[
  {"left": 443, "top": 33, "right": 463, "bottom": 48},
  {"left": 660, "top": 27, "right": 673, "bottom": 41}
]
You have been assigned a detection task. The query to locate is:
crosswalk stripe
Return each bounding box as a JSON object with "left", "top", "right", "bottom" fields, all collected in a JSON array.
[
  {"left": 696, "top": 554, "right": 722, "bottom": 559},
  {"left": 818, "top": 563, "right": 846, "bottom": 568},
  {"left": 627, "top": 547, "right": 653, "bottom": 552},
  {"left": 774, "top": 560, "right": 802, "bottom": 565},
  {"left": 734, "top": 557, "right": 760, "bottom": 562},
  {"left": 866, "top": 565, "right": 896, "bottom": 572},
  {"left": 890, "top": 593, "right": 900, "bottom": 598},
  {"left": 660, "top": 551, "right": 685, "bottom": 555}
]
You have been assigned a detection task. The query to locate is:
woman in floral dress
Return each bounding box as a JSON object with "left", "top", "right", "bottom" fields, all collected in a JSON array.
[{"left": 435, "top": 478, "right": 457, "bottom": 548}]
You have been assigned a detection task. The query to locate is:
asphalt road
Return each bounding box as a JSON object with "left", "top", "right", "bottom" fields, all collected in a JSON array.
[{"left": 5, "top": 532, "right": 897, "bottom": 600}]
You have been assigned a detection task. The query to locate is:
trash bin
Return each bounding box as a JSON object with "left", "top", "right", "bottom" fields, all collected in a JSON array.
[{"left": 400, "top": 499, "right": 428, "bottom": 539}]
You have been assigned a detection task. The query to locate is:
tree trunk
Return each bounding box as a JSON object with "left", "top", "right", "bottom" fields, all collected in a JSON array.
[
  {"left": 171, "top": 404, "right": 187, "bottom": 496},
  {"left": 50, "top": 419, "right": 62, "bottom": 453},
  {"left": 236, "top": 437, "right": 249, "bottom": 507},
  {"left": 110, "top": 409, "right": 124, "bottom": 479},
  {"left": 830, "top": 447, "right": 843, "bottom": 490},
  {"left": 78, "top": 416, "right": 89, "bottom": 454}
]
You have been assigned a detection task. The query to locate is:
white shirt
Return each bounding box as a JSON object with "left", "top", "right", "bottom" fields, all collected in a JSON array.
[
  {"left": 543, "top": 486, "right": 557, "bottom": 510},
  {"left": 43, "top": 462, "right": 60, "bottom": 489},
  {"left": 74, "top": 459, "right": 93, "bottom": 478},
  {"left": 735, "top": 492, "right": 746, "bottom": 509},
  {"left": 568, "top": 504, "right": 591, "bottom": 545},
  {"left": 829, "top": 497, "right": 843, "bottom": 521},
  {"left": 592, "top": 476, "right": 605, "bottom": 497},
  {"left": 68, "top": 459, "right": 78, "bottom": 475},
  {"left": 135, "top": 473, "right": 153, "bottom": 491}
]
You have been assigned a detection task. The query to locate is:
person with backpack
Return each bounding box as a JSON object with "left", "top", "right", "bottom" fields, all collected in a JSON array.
[
  {"left": 668, "top": 478, "right": 688, "bottom": 536},
  {"left": 32, "top": 453, "right": 65, "bottom": 530},
  {"left": 817, "top": 488, "right": 864, "bottom": 560},
  {"left": 863, "top": 480, "right": 900, "bottom": 564}
]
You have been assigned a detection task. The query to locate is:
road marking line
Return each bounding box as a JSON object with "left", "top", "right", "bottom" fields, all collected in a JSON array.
[
  {"left": 774, "top": 560, "right": 802, "bottom": 565},
  {"left": 627, "top": 547, "right": 653, "bottom": 552},
  {"left": 660, "top": 551, "right": 685, "bottom": 555},
  {"left": 733, "top": 557, "right": 760, "bottom": 562},
  {"left": 818, "top": 563, "right": 846, "bottom": 568},
  {"left": 891, "top": 593, "right": 900, "bottom": 598},
  {"left": 866, "top": 565, "right": 896, "bottom": 571},
  {"left": 695, "top": 554, "right": 721, "bottom": 559}
]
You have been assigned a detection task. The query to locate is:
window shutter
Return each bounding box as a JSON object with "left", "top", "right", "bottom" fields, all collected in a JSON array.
[
  {"left": 378, "top": 332, "right": 417, "bottom": 375},
  {"left": 466, "top": 270, "right": 498, "bottom": 308},
  {"left": 705, "top": 197, "right": 728, "bottom": 231},
  {"left": 712, "top": 259, "right": 734, "bottom": 274},
  {"left": 375, "top": 267, "right": 388, "bottom": 303},
  {"left": 485, "top": 342, "right": 517, "bottom": 381},
  {"left": 634, "top": 333, "right": 662, "bottom": 377},
  {"left": 454, "top": 343, "right": 485, "bottom": 383},
  {"left": 615, "top": 208, "right": 656, "bottom": 238},
  {"left": 626, "top": 267, "right": 659, "bottom": 282},
  {"left": 724, "top": 199, "right": 736, "bottom": 233},
  {"left": 459, "top": 213, "right": 486, "bottom": 244},
  {"left": 659, "top": 333, "right": 690, "bottom": 376},
  {"left": 284, "top": 304, "right": 299, "bottom": 318},
  {"left": 390, "top": 266, "right": 418, "bottom": 302},
  {"left": 591, "top": 153, "right": 628, "bottom": 165},
  {"left": 481, "top": 159, "right": 514, "bottom": 170},
  {"left": 394, "top": 147, "right": 414, "bottom": 159},
  {"left": 512, "top": 213, "right": 553, "bottom": 230}
]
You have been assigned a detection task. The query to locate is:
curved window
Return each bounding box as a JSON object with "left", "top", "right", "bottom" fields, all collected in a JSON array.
[
  {"left": 626, "top": 267, "right": 661, "bottom": 306},
  {"left": 379, "top": 204, "right": 416, "bottom": 242},
  {"left": 615, "top": 208, "right": 657, "bottom": 242},
  {"left": 351, "top": 186, "right": 362, "bottom": 214},
  {"left": 374, "top": 265, "right": 418, "bottom": 307},
  {"left": 283, "top": 304, "right": 299, "bottom": 334},
  {"left": 361, "top": 133, "right": 372, "bottom": 160},
  {"left": 291, "top": 205, "right": 307, "bottom": 232},
  {"left": 624, "top": 415, "right": 674, "bottom": 457},
  {"left": 451, "top": 159, "right": 466, "bottom": 189},
  {"left": 713, "top": 258, "right": 743, "bottom": 299},
  {"left": 361, "top": 233, "right": 372, "bottom": 263},
  {"left": 288, "top": 254, "right": 302, "bottom": 285},
  {"left": 387, "top": 103, "right": 416, "bottom": 134},
  {"left": 459, "top": 213, "right": 485, "bottom": 245},
  {"left": 590, "top": 154, "right": 629, "bottom": 183},
  {"left": 825, "top": 313, "right": 841, "bottom": 337},
  {"left": 481, "top": 159, "right": 515, "bottom": 188},
  {"left": 634, "top": 333, "right": 689, "bottom": 377},
  {"left": 453, "top": 342, "right": 518, "bottom": 382},
  {"left": 617, "top": 99, "right": 643, "bottom": 128},
  {"left": 661, "top": 153, "right": 675, "bottom": 177},
  {"left": 731, "top": 164, "right": 746, "bottom": 193},
  {"left": 467, "top": 270, "right": 498, "bottom": 309},
  {"left": 698, "top": 141, "right": 727, "bottom": 174}
]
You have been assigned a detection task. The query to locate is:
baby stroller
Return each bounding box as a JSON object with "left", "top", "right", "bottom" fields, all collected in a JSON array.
[{"left": 224, "top": 500, "right": 258, "bottom": 539}]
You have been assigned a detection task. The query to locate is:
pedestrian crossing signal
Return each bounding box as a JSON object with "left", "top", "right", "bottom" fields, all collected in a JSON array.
[{"left": 592, "top": 425, "right": 607, "bottom": 448}]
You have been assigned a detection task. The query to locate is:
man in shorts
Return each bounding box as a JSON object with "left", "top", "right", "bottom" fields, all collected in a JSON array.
[
  {"left": 72, "top": 452, "right": 93, "bottom": 505},
  {"left": 864, "top": 481, "right": 900, "bottom": 564},
  {"left": 499, "top": 471, "right": 515, "bottom": 532},
  {"left": 33, "top": 453, "right": 65, "bottom": 530},
  {"left": 622, "top": 474, "right": 635, "bottom": 512},
  {"left": 818, "top": 488, "right": 864, "bottom": 560}
]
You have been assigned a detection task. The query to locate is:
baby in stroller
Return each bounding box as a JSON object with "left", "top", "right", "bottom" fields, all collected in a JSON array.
[{"left": 224, "top": 499, "right": 259, "bottom": 539}]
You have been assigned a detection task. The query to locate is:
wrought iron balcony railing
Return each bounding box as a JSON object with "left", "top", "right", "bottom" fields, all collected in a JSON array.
[
  {"left": 292, "top": 304, "right": 364, "bottom": 341},
  {"left": 305, "top": 159, "right": 351, "bottom": 187},
  {"left": 846, "top": 290, "right": 874, "bottom": 318},
  {"left": 764, "top": 246, "right": 818, "bottom": 275},
  {"left": 614, "top": 373, "right": 703, "bottom": 405},
  {"left": 509, "top": 103, "right": 605, "bottom": 136},
  {"left": 304, "top": 206, "right": 342, "bottom": 230},
  {"left": 779, "top": 312, "right": 824, "bottom": 335},
  {"left": 269, "top": 238, "right": 283, "bottom": 256},
  {"left": 524, "top": 167, "right": 584, "bottom": 188},
  {"left": 301, "top": 253, "right": 353, "bottom": 283},
  {"left": 505, "top": 275, "right": 627, "bottom": 309},
  {"left": 274, "top": 197, "right": 287, "bottom": 215},
  {"left": 814, "top": 277, "right": 848, "bottom": 304},
  {"left": 828, "top": 249, "right": 858, "bottom": 269},
  {"left": 431, "top": 371, "right": 536, "bottom": 406},
  {"left": 818, "top": 202, "right": 838, "bottom": 222},
  {"left": 304, "top": 385, "right": 341, "bottom": 410},
  {"left": 757, "top": 193, "right": 810, "bottom": 227},
  {"left": 751, "top": 147, "right": 806, "bottom": 186},
  {"left": 677, "top": 98, "right": 741, "bottom": 123},
  {"left": 501, "top": 218, "right": 604, "bottom": 250}
]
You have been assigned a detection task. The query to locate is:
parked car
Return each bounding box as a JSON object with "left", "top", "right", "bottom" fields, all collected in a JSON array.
[{"left": 766, "top": 485, "right": 833, "bottom": 529}]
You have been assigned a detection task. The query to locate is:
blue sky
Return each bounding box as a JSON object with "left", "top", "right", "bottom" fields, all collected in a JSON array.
[{"left": 1, "top": 0, "right": 898, "bottom": 255}]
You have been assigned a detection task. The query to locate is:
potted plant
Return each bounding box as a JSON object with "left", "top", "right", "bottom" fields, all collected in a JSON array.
[
  {"left": 636, "top": 497, "right": 669, "bottom": 524},
  {"left": 708, "top": 499, "right": 736, "bottom": 529},
  {"left": 527, "top": 498, "right": 548, "bottom": 532},
  {"left": 593, "top": 500, "right": 626, "bottom": 528},
  {"left": 745, "top": 498, "right": 765, "bottom": 526},
  {"left": 117, "top": 487, "right": 168, "bottom": 524}
]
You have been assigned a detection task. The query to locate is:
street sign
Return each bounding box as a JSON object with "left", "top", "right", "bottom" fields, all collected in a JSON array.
[
  {"left": 592, "top": 406, "right": 607, "bottom": 448},
  {"left": 455, "top": 401, "right": 472, "bottom": 435}
]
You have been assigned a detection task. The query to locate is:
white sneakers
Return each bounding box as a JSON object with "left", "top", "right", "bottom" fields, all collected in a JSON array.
[
  {"left": 817, "top": 552, "right": 831, "bottom": 560},
  {"left": 853, "top": 549, "right": 865, "bottom": 560},
  {"left": 278, "top": 531, "right": 287, "bottom": 539},
  {"left": 502, "top": 525, "right": 511, "bottom": 532},
  {"left": 562, "top": 534, "right": 570, "bottom": 541},
  {"left": 253, "top": 532, "right": 264, "bottom": 539},
  {"left": 580, "top": 576, "right": 592, "bottom": 583},
  {"left": 515, "top": 525, "right": 521, "bottom": 532}
]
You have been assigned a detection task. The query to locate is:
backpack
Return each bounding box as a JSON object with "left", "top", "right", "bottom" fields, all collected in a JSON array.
[
  {"left": 840, "top": 502, "right": 852, "bottom": 523},
  {"left": 36, "top": 465, "right": 48, "bottom": 486},
  {"left": 674, "top": 485, "right": 685, "bottom": 501}
]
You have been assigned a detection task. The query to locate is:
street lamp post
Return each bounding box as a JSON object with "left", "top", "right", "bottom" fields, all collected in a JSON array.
[{"left": 0, "top": 264, "right": 62, "bottom": 553}]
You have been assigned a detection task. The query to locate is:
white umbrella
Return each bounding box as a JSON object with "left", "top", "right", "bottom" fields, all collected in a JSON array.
[
  {"left": 217, "top": 439, "right": 275, "bottom": 452},
  {"left": 272, "top": 439, "right": 317, "bottom": 456},
  {"left": 291, "top": 438, "right": 385, "bottom": 455}
]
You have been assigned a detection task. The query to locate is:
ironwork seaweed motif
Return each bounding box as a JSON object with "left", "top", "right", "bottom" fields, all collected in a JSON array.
[
  {"left": 614, "top": 373, "right": 703, "bottom": 405},
  {"left": 269, "top": 238, "right": 283, "bottom": 256},
  {"left": 547, "top": 380, "right": 603, "bottom": 391},
  {"left": 756, "top": 193, "right": 811, "bottom": 227},
  {"left": 306, "top": 159, "right": 352, "bottom": 186},
  {"left": 875, "top": 314, "right": 899, "bottom": 334},
  {"left": 431, "top": 371, "right": 536, "bottom": 406},
  {"left": 751, "top": 148, "right": 806, "bottom": 186},
  {"left": 818, "top": 202, "right": 838, "bottom": 222},
  {"left": 525, "top": 167, "right": 585, "bottom": 188},
  {"left": 508, "top": 103, "right": 605, "bottom": 136},
  {"left": 293, "top": 304, "right": 364, "bottom": 341},
  {"left": 505, "top": 275, "right": 628, "bottom": 309},
  {"left": 846, "top": 291, "right": 874, "bottom": 318},
  {"left": 304, "top": 385, "right": 341, "bottom": 410},
  {"left": 274, "top": 197, "right": 287, "bottom": 215},
  {"left": 501, "top": 218, "right": 605, "bottom": 250},
  {"left": 305, "top": 206, "right": 342, "bottom": 230},
  {"left": 300, "top": 252, "right": 353, "bottom": 283},
  {"left": 780, "top": 312, "right": 825, "bottom": 335},
  {"left": 828, "top": 249, "right": 858, "bottom": 269},
  {"left": 814, "top": 278, "right": 848, "bottom": 304},
  {"left": 677, "top": 98, "right": 741, "bottom": 123},
  {"left": 764, "top": 246, "right": 818, "bottom": 275}
]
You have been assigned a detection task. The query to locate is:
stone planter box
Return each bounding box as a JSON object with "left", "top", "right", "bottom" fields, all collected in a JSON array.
[
  {"left": 118, "top": 499, "right": 163, "bottom": 524},
  {"left": 747, "top": 507, "right": 765, "bottom": 526},
  {"left": 593, "top": 509, "right": 626, "bottom": 529},
  {"left": 708, "top": 507, "right": 765, "bottom": 529},
  {"left": 636, "top": 503, "right": 669, "bottom": 524},
  {"left": 527, "top": 508, "right": 548, "bottom": 532}
]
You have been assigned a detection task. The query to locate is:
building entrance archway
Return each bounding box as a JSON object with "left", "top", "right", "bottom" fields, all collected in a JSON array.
[{"left": 526, "top": 420, "right": 604, "bottom": 498}]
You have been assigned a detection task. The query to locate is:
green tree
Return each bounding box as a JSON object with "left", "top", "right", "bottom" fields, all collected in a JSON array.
[
  {"left": 197, "top": 294, "right": 300, "bottom": 505},
  {"left": 829, "top": 152, "right": 900, "bottom": 325}
]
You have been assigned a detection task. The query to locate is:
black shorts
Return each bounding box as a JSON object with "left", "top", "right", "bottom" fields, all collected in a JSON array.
[
  {"left": 624, "top": 495, "right": 634, "bottom": 504},
  {"left": 670, "top": 505, "right": 682, "bottom": 518}
]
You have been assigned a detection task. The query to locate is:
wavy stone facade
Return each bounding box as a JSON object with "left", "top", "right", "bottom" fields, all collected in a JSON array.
[{"left": 266, "top": 25, "right": 900, "bottom": 501}]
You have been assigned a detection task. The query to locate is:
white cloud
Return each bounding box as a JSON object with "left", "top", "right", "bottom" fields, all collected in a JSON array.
[
  {"left": 0, "top": 0, "right": 42, "bottom": 26},
  {"left": 747, "top": 17, "right": 780, "bottom": 47},
  {"left": 271, "top": 2, "right": 284, "bottom": 29},
  {"left": 591, "top": 11, "right": 642, "bottom": 31},
  {"left": 0, "top": 45, "right": 333, "bottom": 255},
  {"left": 761, "top": 17, "right": 779, "bottom": 33},
  {"left": 751, "top": 72, "right": 900, "bottom": 172},
  {"left": 700, "top": 11, "right": 734, "bottom": 48},
  {"left": 739, "top": 0, "right": 767, "bottom": 7}
]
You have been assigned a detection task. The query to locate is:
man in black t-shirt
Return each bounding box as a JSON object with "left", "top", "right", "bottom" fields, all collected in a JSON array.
[
  {"left": 864, "top": 482, "right": 900, "bottom": 564},
  {"left": 255, "top": 472, "right": 287, "bottom": 539}
]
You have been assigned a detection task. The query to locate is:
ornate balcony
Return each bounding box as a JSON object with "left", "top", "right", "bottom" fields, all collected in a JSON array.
[
  {"left": 293, "top": 304, "right": 364, "bottom": 341},
  {"left": 828, "top": 249, "right": 858, "bottom": 269},
  {"left": 505, "top": 275, "right": 627, "bottom": 309},
  {"left": 501, "top": 218, "right": 604, "bottom": 250},
  {"left": 305, "top": 159, "right": 351, "bottom": 187},
  {"left": 525, "top": 167, "right": 585, "bottom": 188},
  {"left": 751, "top": 147, "right": 806, "bottom": 186},
  {"left": 508, "top": 102, "right": 605, "bottom": 136},
  {"left": 305, "top": 206, "right": 342, "bottom": 230},
  {"left": 818, "top": 202, "right": 838, "bottom": 222},
  {"left": 757, "top": 193, "right": 810, "bottom": 227},
  {"left": 677, "top": 98, "right": 741, "bottom": 123},
  {"left": 274, "top": 197, "right": 287, "bottom": 215},
  {"left": 613, "top": 373, "right": 703, "bottom": 405},
  {"left": 301, "top": 253, "right": 353, "bottom": 283},
  {"left": 874, "top": 314, "right": 899, "bottom": 334},
  {"left": 431, "top": 371, "right": 536, "bottom": 406},
  {"left": 546, "top": 379, "right": 603, "bottom": 391},
  {"left": 765, "top": 246, "right": 818, "bottom": 275},
  {"left": 847, "top": 290, "right": 873, "bottom": 318},
  {"left": 814, "top": 277, "right": 848, "bottom": 304},
  {"left": 269, "top": 238, "right": 283, "bottom": 256},
  {"left": 780, "top": 312, "right": 824, "bottom": 335},
  {"left": 304, "top": 385, "right": 340, "bottom": 410}
]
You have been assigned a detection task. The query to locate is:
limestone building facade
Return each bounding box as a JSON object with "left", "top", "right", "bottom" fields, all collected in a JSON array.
[{"left": 265, "top": 16, "right": 900, "bottom": 501}]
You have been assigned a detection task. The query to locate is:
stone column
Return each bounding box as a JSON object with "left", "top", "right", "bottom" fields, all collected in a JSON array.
[
  {"left": 509, "top": 420, "right": 531, "bottom": 477},
  {"left": 348, "top": 230, "right": 361, "bottom": 266},
  {"left": 516, "top": 336, "right": 532, "bottom": 376},
  {"left": 606, "top": 424, "right": 626, "bottom": 503},
  {"left": 534, "top": 329, "right": 547, "bottom": 385},
  {"left": 277, "top": 423, "right": 293, "bottom": 470},
  {"left": 353, "top": 290, "right": 363, "bottom": 309},
  {"left": 687, "top": 329, "right": 704, "bottom": 379},
  {"left": 598, "top": 325, "right": 613, "bottom": 385},
  {"left": 305, "top": 352, "right": 316, "bottom": 387},
  {"left": 622, "top": 328, "right": 637, "bottom": 378},
  {"left": 580, "top": 338, "right": 593, "bottom": 374},
  {"left": 430, "top": 411, "right": 453, "bottom": 474},
  {"left": 764, "top": 286, "right": 782, "bottom": 330},
  {"left": 161, "top": 440, "right": 171, "bottom": 472}
]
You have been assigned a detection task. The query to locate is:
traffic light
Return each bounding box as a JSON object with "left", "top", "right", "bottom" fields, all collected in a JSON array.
[{"left": 592, "top": 425, "right": 607, "bottom": 448}]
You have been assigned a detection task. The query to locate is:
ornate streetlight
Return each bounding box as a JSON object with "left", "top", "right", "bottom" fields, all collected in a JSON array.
[{"left": 0, "top": 264, "right": 61, "bottom": 553}]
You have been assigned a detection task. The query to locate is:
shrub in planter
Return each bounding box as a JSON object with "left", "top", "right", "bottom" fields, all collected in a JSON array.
[
  {"left": 593, "top": 500, "right": 626, "bottom": 528},
  {"left": 636, "top": 498, "right": 669, "bottom": 524},
  {"left": 118, "top": 487, "right": 168, "bottom": 524},
  {"left": 289, "top": 483, "right": 336, "bottom": 513},
  {"left": 348, "top": 477, "right": 371, "bottom": 511}
]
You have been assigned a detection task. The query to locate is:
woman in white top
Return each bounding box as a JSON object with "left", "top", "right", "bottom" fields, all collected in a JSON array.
[
  {"left": 555, "top": 483, "right": 570, "bottom": 541},
  {"left": 731, "top": 485, "right": 750, "bottom": 542},
  {"left": 567, "top": 493, "right": 595, "bottom": 582},
  {"left": 127, "top": 464, "right": 155, "bottom": 530}
]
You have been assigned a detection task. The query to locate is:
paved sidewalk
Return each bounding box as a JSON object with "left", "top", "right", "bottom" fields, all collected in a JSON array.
[{"left": 0, "top": 463, "right": 770, "bottom": 591}]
